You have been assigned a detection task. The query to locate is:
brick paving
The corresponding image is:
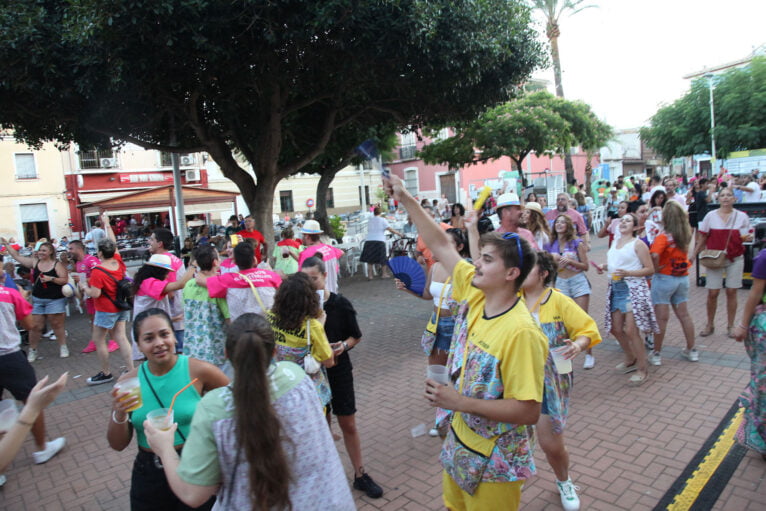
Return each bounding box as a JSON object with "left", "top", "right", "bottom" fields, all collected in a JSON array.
[{"left": 2, "top": 236, "right": 765, "bottom": 510}]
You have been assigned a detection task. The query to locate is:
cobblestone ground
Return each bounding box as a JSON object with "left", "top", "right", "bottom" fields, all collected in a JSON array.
[{"left": 1, "top": 237, "right": 764, "bottom": 510}]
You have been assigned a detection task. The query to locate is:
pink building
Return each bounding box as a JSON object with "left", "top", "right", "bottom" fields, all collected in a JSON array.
[{"left": 387, "top": 130, "right": 599, "bottom": 204}]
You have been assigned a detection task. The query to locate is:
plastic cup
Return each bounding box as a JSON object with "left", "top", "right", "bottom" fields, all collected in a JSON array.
[
  {"left": 0, "top": 399, "right": 19, "bottom": 432},
  {"left": 551, "top": 346, "right": 573, "bottom": 375},
  {"left": 114, "top": 377, "right": 143, "bottom": 413},
  {"left": 146, "top": 408, "right": 174, "bottom": 431},
  {"left": 427, "top": 365, "right": 450, "bottom": 385}
]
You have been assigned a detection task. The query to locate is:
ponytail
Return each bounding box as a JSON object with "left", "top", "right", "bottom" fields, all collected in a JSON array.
[{"left": 226, "top": 314, "right": 292, "bottom": 510}]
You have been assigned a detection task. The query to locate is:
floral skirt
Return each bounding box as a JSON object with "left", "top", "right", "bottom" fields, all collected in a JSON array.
[{"left": 736, "top": 304, "right": 766, "bottom": 454}]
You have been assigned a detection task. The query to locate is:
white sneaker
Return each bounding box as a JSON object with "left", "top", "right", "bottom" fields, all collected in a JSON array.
[
  {"left": 682, "top": 348, "right": 700, "bottom": 362},
  {"left": 582, "top": 354, "right": 595, "bottom": 370},
  {"left": 0, "top": 474, "right": 6, "bottom": 486},
  {"left": 33, "top": 437, "right": 66, "bottom": 464},
  {"left": 556, "top": 478, "right": 581, "bottom": 511},
  {"left": 428, "top": 428, "right": 439, "bottom": 437},
  {"left": 649, "top": 351, "right": 662, "bottom": 366},
  {"left": 60, "top": 345, "right": 69, "bottom": 358},
  {"left": 43, "top": 329, "right": 54, "bottom": 338},
  {"left": 27, "top": 349, "right": 38, "bottom": 362}
]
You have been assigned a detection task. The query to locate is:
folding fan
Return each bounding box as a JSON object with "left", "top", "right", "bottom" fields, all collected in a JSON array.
[{"left": 387, "top": 256, "right": 426, "bottom": 296}]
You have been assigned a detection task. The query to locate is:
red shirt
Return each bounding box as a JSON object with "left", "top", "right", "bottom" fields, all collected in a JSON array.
[
  {"left": 89, "top": 253, "right": 127, "bottom": 313},
  {"left": 239, "top": 229, "right": 266, "bottom": 263}
]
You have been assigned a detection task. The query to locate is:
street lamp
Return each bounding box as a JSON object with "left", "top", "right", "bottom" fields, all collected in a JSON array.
[{"left": 705, "top": 73, "right": 717, "bottom": 177}]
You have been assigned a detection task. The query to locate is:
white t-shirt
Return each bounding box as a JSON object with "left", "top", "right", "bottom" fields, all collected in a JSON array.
[
  {"left": 366, "top": 216, "right": 389, "bottom": 242},
  {"left": 744, "top": 182, "right": 761, "bottom": 203}
]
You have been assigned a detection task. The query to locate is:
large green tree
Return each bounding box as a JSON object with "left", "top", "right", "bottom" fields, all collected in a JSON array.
[
  {"left": 530, "top": 0, "right": 595, "bottom": 183},
  {"left": 0, "top": 0, "right": 544, "bottom": 241},
  {"left": 641, "top": 57, "right": 766, "bottom": 160},
  {"left": 419, "top": 91, "right": 611, "bottom": 187}
]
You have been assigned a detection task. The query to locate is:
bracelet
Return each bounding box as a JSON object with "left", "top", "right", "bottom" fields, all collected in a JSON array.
[
  {"left": 112, "top": 410, "right": 129, "bottom": 424},
  {"left": 17, "top": 418, "right": 34, "bottom": 427},
  {"left": 737, "top": 324, "right": 748, "bottom": 330},
  {"left": 342, "top": 341, "right": 350, "bottom": 351}
]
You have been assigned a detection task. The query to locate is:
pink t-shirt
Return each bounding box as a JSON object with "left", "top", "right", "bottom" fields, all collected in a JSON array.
[
  {"left": 298, "top": 243, "right": 343, "bottom": 293},
  {"left": 206, "top": 268, "right": 282, "bottom": 321},
  {"left": 138, "top": 278, "right": 169, "bottom": 301},
  {"left": 0, "top": 286, "right": 33, "bottom": 355}
]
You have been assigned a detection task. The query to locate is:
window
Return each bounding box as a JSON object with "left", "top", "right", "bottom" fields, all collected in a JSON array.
[
  {"left": 404, "top": 168, "right": 418, "bottom": 196},
  {"left": 14, "top": 154, "right": 37, "bottom": 179},
  {"left": 356, "top": 160, "right": 374, "bottom": 170},
  {"left": 358, "top": 185, "right": 370, "bottom": 207},
  {"left": 279, "top": 190, "right": 294, "bottom": 212},
  {"left": 325, "top": 187, "right": 335, "bottom": 209},
  {"left": 435, "top": 128, "right": 451, "bottom": 141},
  {"left": 19, "top": 203, "right": 49, "bottom": 244},
  {"left": 399, "top": 131, "right": 417, "bottom": 160},
  {"left": 78, "top": 149, "right": 115, "bottom": 169}
]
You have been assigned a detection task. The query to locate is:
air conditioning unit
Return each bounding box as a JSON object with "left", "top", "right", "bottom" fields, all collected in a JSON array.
[
  {"left": 185, "top": 168, "right": 200, "bottom": 182},
  {"left": 100, "top": 157, "right": 117, "bottom": 168},
  {"left": 180, "top": 155, "right": 195, "bottom": 166}
]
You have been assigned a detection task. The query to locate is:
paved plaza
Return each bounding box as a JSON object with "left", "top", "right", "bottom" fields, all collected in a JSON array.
[{"left": 1, "top": 237, "right": 765, "bottom": 510}]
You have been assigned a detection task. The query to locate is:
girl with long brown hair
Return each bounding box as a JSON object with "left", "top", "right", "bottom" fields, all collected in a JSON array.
[
  {"left": 268, "top": 272, "right": 335, "bottom": 407},
  {"left": 145, "top": 313, "right": 355, "bottom": 510},
  {"left": 521, "top": 202, "right": 551, "bottom": 249},
  {"left": 648, "top": 201, "right": 698, "bottom": 366}
]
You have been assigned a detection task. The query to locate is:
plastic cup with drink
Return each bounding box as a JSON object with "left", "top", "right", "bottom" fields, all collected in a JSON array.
[
  {"left": 550, "top": 346, "right": 573, "bottom": 375},
  {"left": 114, "top": 377, "right": 143, "bottom": 412},
  {"left": 146, "top": 408, "right": 174, "bottom": 431},
  {"left": 426, "top": 365, "right": 450, "bottom": 385},
  {"left": 0, "top": 399, "right": 19, "bottom": 433}
]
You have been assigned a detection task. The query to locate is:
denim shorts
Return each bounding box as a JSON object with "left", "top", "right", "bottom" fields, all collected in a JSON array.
[
  {"left": 32, "top": 296, "right": 67, "bottom": 315},
  {"left": 434, "top": 315, "right": 456, "bottom": 352},
  {"left": 94, "top": 309, "right": 131, "bottom": 329},
  {"left": 651, "top": 273, "right": 689, "bottom": 305},
  {"left": 555, "top": 272, "right": 591, "bottom": 299},
  {"left": 610, "top": 279, "right": 631, "bottom": 313}
]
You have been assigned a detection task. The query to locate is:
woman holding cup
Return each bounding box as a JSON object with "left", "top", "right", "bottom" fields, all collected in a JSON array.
[
  {"left": 108, "top": 308, "right": 228, "bottom": 511},
  {"left": 521, "top": 251, "right": 601, "bottom": 510}
]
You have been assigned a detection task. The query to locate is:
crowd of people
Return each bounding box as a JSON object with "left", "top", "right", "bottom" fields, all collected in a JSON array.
[{"left": 1, "top": 168, "right": 765, "bottom": 510}]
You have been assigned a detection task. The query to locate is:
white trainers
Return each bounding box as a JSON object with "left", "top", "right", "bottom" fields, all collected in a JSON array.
[
  {"left": 27, "top": 349, "right": 38, "bottom": 362},
  {"left": 60, "top": 345, "right": 70, "bottom": 358},
  {"left": 649, "top": 351, "right": 662, "bottom": 366},
  {"left": 556, "top": 478, "right": 581, "bottom": 511},
  {"left": 33, "top": 437, "right": 66, "bottom": 464},
  {"left": 0, "top": 474, "right": 6, "bottom": 486},
  {"left": 682, "top": 348, "right": 700, "bottom": 362},
  {"left": 428, "top": 428, "right": 439, "bottom": 437},
  {"left": 42, "top": 329, "right": 54, "bottom": 338},
  {"left": 582, "top": 354, "right": 595, "bottom": 369}
]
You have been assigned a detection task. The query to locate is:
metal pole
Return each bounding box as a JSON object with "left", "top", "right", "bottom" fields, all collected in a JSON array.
[
  {"left": 171, "top": 152, "right": 186, "bottom": 243},
  {"left": 359, "top": 167, "right": 367, "bottom": 212},
  {"left": 706, "top": 73, "right": 717, "bottom": 177}
]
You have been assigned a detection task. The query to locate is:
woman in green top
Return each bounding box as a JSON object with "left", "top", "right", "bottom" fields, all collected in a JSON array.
[{"left": 108, "top": 308, "right": 229, "bottom": 511}]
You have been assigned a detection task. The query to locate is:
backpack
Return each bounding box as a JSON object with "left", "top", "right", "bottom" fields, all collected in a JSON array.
[{"left": 93, "top": 266, "right": 133, "bottom": 310}]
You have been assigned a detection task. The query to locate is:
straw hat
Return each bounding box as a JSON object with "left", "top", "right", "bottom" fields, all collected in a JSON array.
[
  {"left": 300, "top": 220, "right": 323, "bottom": 234},
  {"left": 496, "top": 192, "right": 521, "bottom": 209},
  {"left": 146, "top": 254, "right": 175, "bottom": 271},
  {"left": 525, "top": 202, "right": 543, "bottom": 215}
]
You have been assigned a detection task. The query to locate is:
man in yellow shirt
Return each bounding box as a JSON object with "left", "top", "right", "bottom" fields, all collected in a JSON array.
[{"left": 385, "top": 175, "right": 548, "bottom": 510}]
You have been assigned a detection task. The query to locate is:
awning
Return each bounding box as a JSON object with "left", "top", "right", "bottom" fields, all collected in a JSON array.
[{"left": 78, "top": 185, "right": 240, "bottom": 217}]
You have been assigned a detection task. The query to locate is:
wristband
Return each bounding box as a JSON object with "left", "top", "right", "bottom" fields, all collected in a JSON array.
[
  {"left": 342, "top": 341, "right": 350, "bottom": 351},
  {"left": 17, "top": 418, "right": 34, "bottom": 427},
  {"left": 112, "top": 410, "right": 129, "bottom": 424}
]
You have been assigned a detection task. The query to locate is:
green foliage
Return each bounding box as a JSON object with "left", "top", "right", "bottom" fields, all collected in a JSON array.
[
  {"left": 641, "top": 57, "right": 766, "bottom": 159},
  {"left": 419, "top": 91, "right": 611, "bottom": 184},
  {"left": 328, "top": 215, "right": 345, "bottom": 242},
  {"left": 0, "top": 0, "right": 545, "bottom": 239}
]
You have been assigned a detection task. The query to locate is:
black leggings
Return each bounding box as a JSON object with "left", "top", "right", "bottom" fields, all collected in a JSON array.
[{"left": 130, "top": 450, "right": 215, "bottom": 511}]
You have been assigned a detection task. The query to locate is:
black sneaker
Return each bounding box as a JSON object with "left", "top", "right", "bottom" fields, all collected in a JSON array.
[
  {"left": 353, "top": 471, "right": 383, "bottom": 499},
  {"left": 87, "top": 372, "right": 114, "bottom": 386}
]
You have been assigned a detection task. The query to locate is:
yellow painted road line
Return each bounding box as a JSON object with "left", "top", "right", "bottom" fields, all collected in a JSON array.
[{"left": 666, "top": 408, "right": 744, "bottom": 511}]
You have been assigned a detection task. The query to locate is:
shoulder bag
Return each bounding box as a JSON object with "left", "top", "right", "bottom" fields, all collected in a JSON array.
[
  {"left": 302, "top": 319, "right": 321, "bottom": 375},
  {"left": 699, "top": 213, "right": 735, "bottom": 269}
]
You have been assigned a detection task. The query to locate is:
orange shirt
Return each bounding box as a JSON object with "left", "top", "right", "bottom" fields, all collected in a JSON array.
[
  {"left": 416, "top": 222, "right": 452, "bottom": 269},
  {"left": 650, "top": 233, "right": 690, "bottom": 276}
]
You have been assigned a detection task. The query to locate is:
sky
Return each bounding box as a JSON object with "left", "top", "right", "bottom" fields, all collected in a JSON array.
[{"left": 530, "top": 0, "right": 766, "bottom": 130}]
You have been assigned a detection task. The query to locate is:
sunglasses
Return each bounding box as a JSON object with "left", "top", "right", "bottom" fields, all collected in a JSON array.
[{"left": 501, "top": 232, "right": 523, "bottom": 268}]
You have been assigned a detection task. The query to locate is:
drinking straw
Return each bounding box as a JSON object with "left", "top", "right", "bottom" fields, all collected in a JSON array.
[{"left": 168, "top": 377, "right": 199, "bottom": 414}]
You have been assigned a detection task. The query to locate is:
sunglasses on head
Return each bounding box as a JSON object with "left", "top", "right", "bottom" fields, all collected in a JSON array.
[{"left": 501, "top": 232, "right": 523, "bottom": 268}]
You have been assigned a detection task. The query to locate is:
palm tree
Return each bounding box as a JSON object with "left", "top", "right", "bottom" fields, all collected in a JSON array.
[
  {"left": 531, "top": 1, "right": 595, "bottom": 184},
  {"left": 531, "top": 0, "right": 595, "bottom": 98}
]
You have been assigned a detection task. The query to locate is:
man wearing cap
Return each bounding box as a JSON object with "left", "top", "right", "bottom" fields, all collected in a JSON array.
[
  {"left": 545, "top": 193, "right": 588, "bottom": 242},
  {"left": 495, "top": 192, "right": 539, "bottom": 249},
  {"left": 80, "top": 214, "right": 134, "bottom": 386},
  {"left": 237, "top": 215, "right": 268, "bottom": 264},
  {"left": 148, "top": 228, "right": 187, "bottom": 352},
  {"left": 298, "top": 220, "right": 344, "bottom": 293}
]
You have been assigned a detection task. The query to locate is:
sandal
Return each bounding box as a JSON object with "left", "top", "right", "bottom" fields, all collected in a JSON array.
[
  {"left": 700, "top": 326, "right": 715, "bottom": 337},
  {"left": 727, "top": 326, "right": 736, "bottom": 339},
  {"left": 628, "top": 372, "right": 648, "bottom": 386},
  {"left": 615, "top": 362, "right": 638, "bottom": 374}
]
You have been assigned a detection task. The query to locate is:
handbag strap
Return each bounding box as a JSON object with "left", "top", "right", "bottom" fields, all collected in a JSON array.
[
  {"left": 140, "top": 363, "right": 187, "bottom": 442},
  {"left": 305, "top": 319, "right": 311, "bottom": 348},
  {"left": 433, "top": 276, "right": 452, "bottom": 321},
  {"left": 236, "top": 272, "right": 268, "bottom": 312}
]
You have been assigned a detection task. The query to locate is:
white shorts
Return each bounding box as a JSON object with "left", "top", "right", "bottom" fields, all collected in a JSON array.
[{"left": 704, "top": 255, "right": 744, "bottom": 289}]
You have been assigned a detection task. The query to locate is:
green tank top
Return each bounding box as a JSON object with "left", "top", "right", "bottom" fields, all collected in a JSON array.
[{"left": 131, "top": 355, "right": 201, "bottom": 449}]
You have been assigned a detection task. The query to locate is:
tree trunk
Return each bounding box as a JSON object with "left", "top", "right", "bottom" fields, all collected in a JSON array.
[
  {"left": 584, "top": 154, "right": 593, "bottom": 198},
  {"left": 550, "top": 34, "right": 565, "bottom": 98},
  {"left": 248, "top": 172, "right": 279, "bottom": 254},
  {"left": 314, "top": 170, "right": 337, "bottom": 239}
]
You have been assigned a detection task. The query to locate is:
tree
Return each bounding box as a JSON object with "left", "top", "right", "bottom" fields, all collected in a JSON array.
[
  {"left": 641, "top": 57, "right": 766, "bottom": 161},
  {"left": 419, "top": 91, "right": 611, "bottom": 188},
  {"left": 0, "top": 0, "right": 545, "bottom": 242},
  {"left": 530, "top": 0, "right": 596, "bottom": 183}
]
